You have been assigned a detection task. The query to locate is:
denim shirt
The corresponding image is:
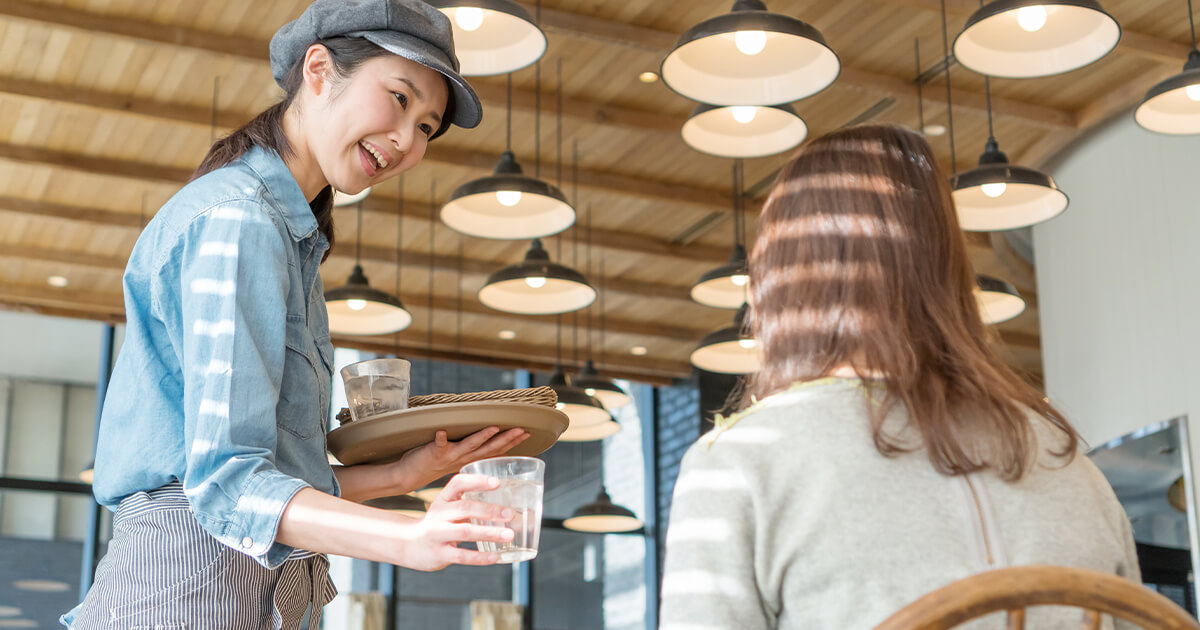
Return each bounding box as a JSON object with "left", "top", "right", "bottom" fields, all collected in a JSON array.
[{"left": 90, "top": 146, "right": 339, "bottom": 568}]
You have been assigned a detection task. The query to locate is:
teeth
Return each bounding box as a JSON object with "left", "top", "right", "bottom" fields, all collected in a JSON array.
[{"left": 361, "top": 142, "right": 388, "bottom": 169}]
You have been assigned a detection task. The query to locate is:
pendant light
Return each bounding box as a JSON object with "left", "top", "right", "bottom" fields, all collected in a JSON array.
[
  {"left": 548, "top": 364, "right": 611, "bottom": 428},
  {"left": 692, "top": 161, "right": 750, "bottom": 309},
  {"left": 690, "top": 303, "right": 762, "bottom": 374},
  {"left": 563, "top": 487, "right": 642, "bottom": 533},
  {"left": 325, "top": 202, "right": 413, "bottom": 335},
  {"left": 441, "top": 72, "right": 575, "bottom": 240},
  {"left": 428, "top": 0, "right": 546, "bottom": 76},
  {"left": 1135, "top": 1, "right": 1200, "bottom": 134},
  {"left": 976, "top": 274, "right": 1026, "bottom": 324},
  {"left": 952, "top": 0, "right": 1120, "bottom": 78},
  {"left": 661, "top": 0, "right": 839, "bottom": 106},
  {"left": 365, "top": 495, "right": 428, "bottom": 519},
  {"left": 682, "top": 102, "right": 807, "bottom": 158},
  {"left": 950, "top": 77, "right": 1068, "bottom": 231},
  {"left": 477, "top": 66, "right": 594, "bottom": 315}
]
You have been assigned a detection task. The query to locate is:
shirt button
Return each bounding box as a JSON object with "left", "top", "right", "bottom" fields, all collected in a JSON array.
[{"left": 241, "top": 536, "right": 253, "bottom": 549}]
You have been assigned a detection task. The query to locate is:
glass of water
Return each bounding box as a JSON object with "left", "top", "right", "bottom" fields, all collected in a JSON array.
[
  {"left": 460, "top": 456, "right": 546, "bottom": 563},
  {"left": 340, "top": 358, "right": 411, "bottom": 422}
]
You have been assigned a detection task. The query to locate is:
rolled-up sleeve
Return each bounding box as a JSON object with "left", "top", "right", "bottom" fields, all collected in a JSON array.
[{"left": 164, "top": 201, "right": 309, "bottom": 569}]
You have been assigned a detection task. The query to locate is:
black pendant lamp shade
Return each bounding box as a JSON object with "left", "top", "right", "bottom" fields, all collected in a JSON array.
[
  {"left": 682, "top": 103, "right": 808, "bottom": 158},
  {"left": 692, "top": 244, "right": 750, "bottom": 309},
  {"left": 326, "top": 203, "right": 413, "bottom": 335},
  {"left": 976, "top": 274, "right": 1026, "bottom": 325},
  {"left": 573, "top": 360, "right": 631, "bottom": 409},
  {"left": 563, "top": 488, "right": 643, "bottom": 533},
  {"left": 428, "top": 0, "right": 547, "bottom": 76},
  {"left": 364, "top": 494, "right": 429, "bottom": 519},
  {"left": 953, "top": 0, "right": 1120, "bottom": 78},
  {"left": 951, "top": 137, "right": 1068, "bottom": 231},
  {"left": 441, "top": 151, "right": 576, "bottom": 239},
  {"left": 690, "top": 303, "right": 762, "bottom": 374},
  {"left": 478, "top": 239, "right": 596, "bottom": 315},
  {"left": 1136, "top": 45, "right": 1200, "bottom": 134},
  {"left": 660, "top": 0, "right": 840, "bottom": 106},
  {"left": 547, "top": 365, "right": 613, "bottom": 428}
]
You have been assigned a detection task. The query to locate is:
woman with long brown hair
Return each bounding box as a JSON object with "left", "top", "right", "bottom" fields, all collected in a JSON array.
[{"left": 659, "top": 124, "right": 1137, "bottom": 629}]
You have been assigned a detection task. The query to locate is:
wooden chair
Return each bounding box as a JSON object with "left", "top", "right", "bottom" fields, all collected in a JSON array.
[{"left": 875, "top": 565, "right": 1200, "bottom": 630}]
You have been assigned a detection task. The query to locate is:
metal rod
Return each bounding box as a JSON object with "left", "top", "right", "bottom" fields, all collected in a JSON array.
[
  {"left": 1190, "top": 0, "right": 1197, "bottom": 50},
  {"left": 985, "top": 76, "right": 995, "bottom": 140},
  {"left": 505, "top": 73, "right": 513, "bottom": 152},
  {"left": 940, "top": 0, "right": 957, "bottom": 169}
]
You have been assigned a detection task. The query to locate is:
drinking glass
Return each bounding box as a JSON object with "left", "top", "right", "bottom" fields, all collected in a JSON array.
[
  {"left": 460, "top": 456, "right": 546, "bottom": 563},
  {"left": 340, "top": 358, "right": 411, "bottom": 422}
]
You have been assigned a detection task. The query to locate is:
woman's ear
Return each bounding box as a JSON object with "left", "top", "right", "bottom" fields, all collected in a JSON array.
[{"left": 301, "top": 43, "right": 333, "bottom": 97}]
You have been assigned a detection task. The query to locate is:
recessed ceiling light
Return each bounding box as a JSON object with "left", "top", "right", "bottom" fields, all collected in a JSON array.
[
  {"left": 630, "top": 346, "right": 648, "bottom": 356},
  {"left": 922, "top": 123, "right": 946, "bottom": 136},
  {"left": 47, "top": 275, "right": 68, "bottom": 287},
  {"left": 14, "top": 579, "right": 70, "bottom": 592},
  {"left": 0, "top": 607, "right": 19, "bottom": 618},
  {"left": 498, "top": 330, "right": 517, "bottom": 340},
  {"left": 638, "top": 71, "right": 658, "bottom": 83},
  {"left": 0, "top": 620, "right": 36, "bottom": 628}
]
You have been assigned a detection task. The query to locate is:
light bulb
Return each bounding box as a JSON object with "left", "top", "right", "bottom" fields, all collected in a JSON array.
[
  {"left": 1186, "top": 83, "right": 1200, "bottom": 102},
  {"left": 738, "top": 338, "right": 757, "bottom": 349},
  {"left": 496, "top": 190, "right": 522, "bottom": 207},
  {"left": 347, "top": 299, "right": 367, "bottom": 311},
  {"left": 730, "top": 106, "right": 757, "bottom": 124},
  {"left": 981, "top": 182, "right": 1007, "bottom": 198},
  {"left": 555, "top": 402, "right": 566, "bottom": 410},
  {"left": 585, "top": 388, "right": 597, "bottom": 396},
  {"left": 525, "top": 276, "right": 547, "bottom": 289},
  {"left": 734, "top": 30, "right": 766, "bottom": 55},
  {"left": 1016, "top": 6, "right": 1047, "bottom": 32},
  {"left": 731, "top": 274, "right": 749, "bottom": 287},
  {"left": 455, "top": 7, "right": 484, "bottom": 31}
]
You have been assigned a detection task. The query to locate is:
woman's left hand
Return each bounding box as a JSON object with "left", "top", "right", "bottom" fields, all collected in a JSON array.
[{"left": 395, "top": 426, "right": 530, "bottom": 491}]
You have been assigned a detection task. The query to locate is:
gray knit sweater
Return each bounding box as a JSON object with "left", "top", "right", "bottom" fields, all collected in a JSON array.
[{"left": 659, "top": 378, "right": 1140, "bottom": 629}]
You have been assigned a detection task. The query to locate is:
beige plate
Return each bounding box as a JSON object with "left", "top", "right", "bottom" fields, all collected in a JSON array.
[{"left": 327, "top": 401, "right": 569, "bottom": 466}]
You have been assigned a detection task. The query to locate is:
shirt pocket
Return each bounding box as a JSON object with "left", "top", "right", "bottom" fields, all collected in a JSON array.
[{"left": 278, "top": 315, "right": 323, "bottom": 440}]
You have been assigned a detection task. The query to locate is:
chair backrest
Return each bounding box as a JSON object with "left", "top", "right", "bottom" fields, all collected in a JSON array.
[{"left": 874, "top": 565, "right": 1200, "bottom": 630}]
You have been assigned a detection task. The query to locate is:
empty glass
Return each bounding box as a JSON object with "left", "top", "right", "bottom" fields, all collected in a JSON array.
[
  {"left": 340, "top": 358, "right": 411, "bottom": 422},
  {"left": 460, "top": 457, "right": 546, "bottom": 563}
]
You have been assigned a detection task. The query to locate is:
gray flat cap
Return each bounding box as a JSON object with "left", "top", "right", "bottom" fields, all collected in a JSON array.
[{"left": 270, "top": 0, "right": 482, "bottom": 137}]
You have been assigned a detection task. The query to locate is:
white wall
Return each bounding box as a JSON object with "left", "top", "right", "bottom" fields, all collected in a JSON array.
[
  {"left": 0, "top": 311, "right": 120, "bottom": 384},
  {"left": 1035, "top": 114, "right": 1200, "bottom": 485}
]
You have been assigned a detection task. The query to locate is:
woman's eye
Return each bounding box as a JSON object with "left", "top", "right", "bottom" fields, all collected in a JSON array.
[
  {"left": 393, "top": 92, "right": 407, "bottom": 107},
  {"left": 420, "top": 124, "right": 434, "bottom": 137}
]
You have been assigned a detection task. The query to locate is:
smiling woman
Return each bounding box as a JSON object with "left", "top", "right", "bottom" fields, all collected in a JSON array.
[{"left": 61, "top": 1, "right": 542, "bottom": 629}]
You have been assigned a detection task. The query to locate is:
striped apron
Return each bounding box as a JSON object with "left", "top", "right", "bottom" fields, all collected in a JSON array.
[{"left": 67, "top": 483, "right": 337, "bottom": 629}]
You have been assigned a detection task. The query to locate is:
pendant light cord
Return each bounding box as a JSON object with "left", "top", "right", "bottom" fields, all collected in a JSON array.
[
  {"left": 535, "top": 60, "right": 541, "bottom": 179},
  {"left": 355, "top": 201, "right": 363, "bottom": 264},
  {"left": 940, "top": 0, "right": 957, "bottom": 169},
  {"left": 984, "top": 76, "right": 995, "bottom": 141},
  {"left": 394, "top": 176, "right": 404, "bottom": 357},
  {"left": 732, "top": 160, "right": 746, "bottom": 249},
  {"left": 427, "top": 179, "right": 436, "bottom": 395},
  {"left": 914, "top": 39, "right": 925, "bottom": 131},
  {"left": 505, "top": 73, "right": 513, "bottom": 152},
  {"left": 211, "top": 77, "right": 219, "bottom": 145},
  {"left": 586, "top": 202, "right": 593, "bottom": 361},
  {"left": 556, "top": 59, "right": 563, "bottom": 188},
  {"left": 1190, "top": 0, "right": 1197, "bottom": 50},
  {"left": 455, "top": 236, "right": 463, "bottom": 392}
]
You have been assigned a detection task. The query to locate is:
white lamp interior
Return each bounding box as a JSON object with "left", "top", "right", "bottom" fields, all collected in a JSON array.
[
  {"left": 663, "top": 31, "right": 839, "bottom": 105},
  {"left": 1135, "top": 84, "right": 1200, "bottom": 135},
  {"left": 441, "top": 192, "right": 575, "bottom": 240},
  {"left": 954, "top": 4, "right": 1120, "bottom": 78},
  {"left": 327, "top": 300, "right": 413, "bottom": 335},
  {"left": 558, "top": 419, "right": 621, "bottom": 442},
  {"left": 440, "top": 7, "right": 546, "bottom": 76},
  {"left": 976, "top": 288, "right": 1026, "bottom": 324},
  {"left": 682, "top": 106, "right": 808, "bottom": 158},
  {"left": 563, "top": 514, "right": 642, "bottom": 533},
  {"left": 953, "top": 183, "right": 1069, "bottom": 231},
  {"left": 690, "top": 339, "right": 763, "bottom": 374},
  {"left": 478, "top": 277, "right": 595, "bottom": 315},
  {"left": 691, "top": 276, "right": 750, "bottom": 309}
]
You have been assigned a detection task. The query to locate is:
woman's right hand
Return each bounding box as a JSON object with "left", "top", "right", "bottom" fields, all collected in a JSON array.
[{"left": 398, "top": 473, "right": 515, "bottom": 571}]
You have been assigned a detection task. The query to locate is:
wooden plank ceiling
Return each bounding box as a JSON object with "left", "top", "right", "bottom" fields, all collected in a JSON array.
[{"left": 0, "top": 0, "right": 1188, "bottom": 385}]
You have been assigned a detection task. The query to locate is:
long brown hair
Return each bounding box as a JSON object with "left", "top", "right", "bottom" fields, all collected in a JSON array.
[
  {"left": 745, "top": 123, "right": 1077, "bottom": 481},
  {"left": 192, "top": 37, "right": 395, "bottom": 261}
]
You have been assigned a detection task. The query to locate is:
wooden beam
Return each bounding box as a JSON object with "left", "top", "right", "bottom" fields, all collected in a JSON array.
[
  {"left": 0, "top": 241, "right": 706, "bottom": 334},
  {"left": 0, "top": 282, "right": 690, "bottom": 382}
]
